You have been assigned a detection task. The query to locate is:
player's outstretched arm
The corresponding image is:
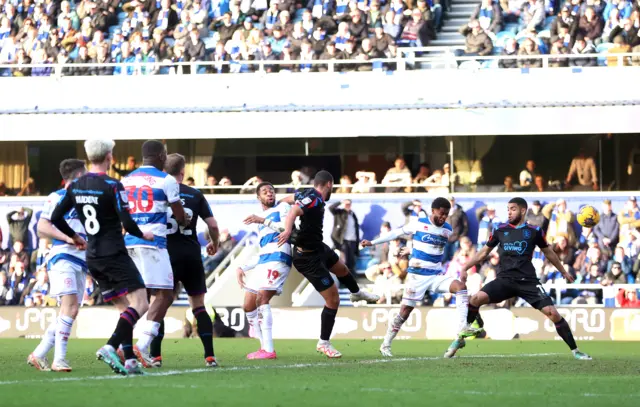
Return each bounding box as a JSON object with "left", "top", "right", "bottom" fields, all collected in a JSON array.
[
  {"left": 361, "top": 226, "right": 410, "bottom": 248},
  {"left": 463, "top": 245, "right": 493, "bottom": 271},
  {"left": 276, "top": 205, "right": 302, "bottom": 246},
  {"left": 541, "top": 246, "right": 575, "bottom": 283},
  {"left": 278, "top": 194, "right": 295, "bottom": 205}
]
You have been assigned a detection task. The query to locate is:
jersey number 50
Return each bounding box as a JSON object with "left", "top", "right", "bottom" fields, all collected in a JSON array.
[
  {"left": 167, "top": 207, "right": 194, "bottom": 235},
  {"left": 125, "top": 186, "right": 154, "bottom": 213}
]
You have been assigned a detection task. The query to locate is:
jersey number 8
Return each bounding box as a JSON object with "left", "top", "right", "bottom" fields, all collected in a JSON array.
[
  {"left": 83, "top": 205, "right": 100, "bottom": 235},
  {"left": 167, "top": 207, "right": 194, "bottom": 235}
]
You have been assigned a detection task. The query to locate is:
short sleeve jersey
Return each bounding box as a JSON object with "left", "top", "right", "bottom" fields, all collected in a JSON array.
[
  {"left": 486, "top": 222, "right": 548, "bottom": 281},
  {"left": 167, "top": 184, "right": 214, "bottom": 256}
]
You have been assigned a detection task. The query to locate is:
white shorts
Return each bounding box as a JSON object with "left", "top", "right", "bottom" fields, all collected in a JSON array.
[
  {"left": 127, "top": 247, "right": 174, "bottom": 290},
  {"left": 49, "top": 259, "right": 87, "bottom": 304},
  {"left": 402, "top": 272, "right": 455, "bottom": 307},
  {"left": 245, "top": 262, "right": 290, "bottom": 295}
]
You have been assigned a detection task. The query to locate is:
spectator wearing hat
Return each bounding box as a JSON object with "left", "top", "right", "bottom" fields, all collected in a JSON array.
[
  {"left": 455, "top": 19, "right": 493, "bottom": 60},
  {"left": 476, "top": 204, "right": 500, "bottom": 249},
  {"left": 329, "top": 199, "right": 360, "bottom": 273},
  {"left": 543, "top": 199, "right": 577, "bottom": 247},
  {"left": 444, "top": 196, "right": 469, "bottom": 263},
  {"left": 593, "top": 199, "right": 620, "bottom": 256},
  {"left": 525, "top": 200, "right": 549, "bottom": 231}
]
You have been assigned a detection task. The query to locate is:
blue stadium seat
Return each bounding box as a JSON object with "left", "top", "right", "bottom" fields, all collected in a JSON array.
[
  {"left": 503, "top": 23, "right": 519, "bottom": 35},
  {"left": 596, "top": 43, "right": 615, "bottom": 66},
  {"left": 117, "top": 11, "right": 128, "bottom": 21},
  {"left": 294, "top": 8, "right": 305, "bottom": 23}
]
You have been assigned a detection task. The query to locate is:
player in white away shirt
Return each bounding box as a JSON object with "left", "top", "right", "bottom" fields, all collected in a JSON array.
[
  {"left": 361, "top": 197, "right": 481, "bottom": 358},
  {"left": 120, "top": 140, "right": 187, "bottom": 367},
  {"left": 29, "top": 159, "right": 87, "bottom": 372},
  {"left": 236, "top": 182, "right": 292, "bottom": 360}
]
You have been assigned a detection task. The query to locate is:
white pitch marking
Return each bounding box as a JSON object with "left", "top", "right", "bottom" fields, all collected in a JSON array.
[{"left": 2, "top": 353, "right": 561, "bottom": 387}]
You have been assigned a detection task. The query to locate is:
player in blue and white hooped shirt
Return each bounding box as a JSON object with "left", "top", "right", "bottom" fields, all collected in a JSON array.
[
  {"left": 361, "top": 197, "right": 481, "bottom": 359},
  {"left": 237, "top": 181, "right": 292, "bottom": 360},
  {"left": 29, "top": 159, "right": 88, "bottom": 373},
  {"left": 121, "top": 140, "right": 188, "bottom": 367}
]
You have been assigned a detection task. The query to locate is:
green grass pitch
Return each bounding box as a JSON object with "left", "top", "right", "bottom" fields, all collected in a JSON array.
[{"left": 1, "top": 339, "right": 639, "bottom": 407}]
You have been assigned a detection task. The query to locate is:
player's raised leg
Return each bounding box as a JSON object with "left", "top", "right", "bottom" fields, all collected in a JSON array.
[{"left": 330, "top": 261, "right": 379, "bottom": 304}]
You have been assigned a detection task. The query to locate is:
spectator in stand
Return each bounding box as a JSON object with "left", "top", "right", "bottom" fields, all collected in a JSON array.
[
  {"left": 518, "top": 0, "right": 545, "bottom": 35},
  {"left": 593, "top": 199, "right": 620, "bottom": 256},
  {"left": 366, "top": 221, "right": 392, "bottom": 269},
  {"left": 447, "top": 236, "right": 476, "bottom": 279},
  {"left": 382, "top": 10, "right": 402, "bottom": 40},
  {"left": 0, "top": 271, "right": 9, "bottom": 305},
  {"left": 10, "top": 241, "right": 30, "bottom": 269},
  {"left": 399, "top": 8, "right": 430, "bottom": 47},
  {"left": 441, "top": 163, "right": 457, "bottom": 189},
  {"left": 329, "top": 199, "right": 360, "bottom": 273},
  {"left": 545, "top": 233, "right": 576, "bottom": 275},
  {"left": 503, "top": 176, "right": 515, "bottom": 192},
  {"left": 113, "top": 40, "right": 136, "bottom": 75},
  {"left": 204, "top": 228, "right": 236, "bottom": 272},
  {"left": 519, "top": 159, "right": 536, "bottom": 187},
  {"left": 471, "top": 0, "right": 503, "bottom": 34},
  {"left": 476, "top": 204, "right": 500, "bottom": 249},
  {"left": 7, "top": 207, "right": 33, "bottom": 249},
  {"left": 578, "top": 6, "right": 604, "bottom": 44},
  {"left": 575, "top": 263, "right": 604, "bottom": 304},
  {"left": 455, "top": 19, "right": 493, "bottom": 60},
  {"left": 113, "top": 155, "right": 138, "bottom": 177},
  {"left": 617, "top": 197, "right": 640, "bottom": 247},
  {"left": 381, "top": 157, "right": 412, "bottom": 193},
  {"left": 7, "top": 261, "right": 30, "bottom": 305},
  {"left": 498, "top": 37, "right": 518, "bottom": 68},
  {"left": 30, "top": 238, "right": 50, "bottom": 274},
  {"left": 185, "top": 27, "right": 206, "bottom": 68},
  {"left": 402, "top": 199, "right": 428, "bottom": 224},
  {"left": 365, "top": 261, "right": 404, "bottom": 304},
  {"left": 517, "top": 37, "right": 542, "bottom": 68},
  {"left": 570, "top": 35, "right": 597, "bottom": 67},
  {"left": 412, "top": 163, "right": 431, "bottom": 188},
  {"left": 607, "top": 35, "right": 632, "bottom": 66},
  {"left": 609, "top": 246, "right": 635, "bottom": 282},
  {"left": 185, "top": 177, "right": 196, "bottom": 187},
  {"left": 355, "top": 37, "right": 383, "bottom": 71},
  {"left": 72, "top": 45, "right": 92, "bottom": 75},
  {"left": 424, "top": 170, "right": 448, "bottom": 193},
  {"left": 240, "top": 176, "right": 263, "bottom": 194},
  {"left": 566, "top": 148, "right": 598, "bottom": 191},
  {"left": 91, "top": 44, "right": 114, "bottom": 75},
  {"left": 549, "top": 39, "right": 570, "bottom": 67},
  {"left": 551, "top": 6, "right": 578, "bottom": 42},
  {"left": 544, "top": 199, "right": 577, "bottom": 247},
  {"left": 443, "top": 196, "right": 469, "bottom": 263},
  {"left": 603, "top": 261, "right": 628, "bottom": 285},
  {"left": 525, "top": 200, "right": 549, "bottom": 231},
  {"left": 602, "top": 8, "right": 621, "bottom": 42},
  {"left": 17, "top": 177, "right": 39, "bottom": 196},
  {"left": 336, "top": 175, "right": 353, "bottom": 193},
  {"left": 579, "top": 244, "right": 609, "bottom": 277},
  {"left": 0, "top": 182, "right": 8, "bottom": 196},
  {"left": 616, "top": 288, "right": 640, "bottom": 307},
  {"left": 352, "top": 171, "right": 377, "bottom": 193},
  {"left": 531, "top": 174, "right": 546, "bottom": 192},
  {"left": 29, "top": 267, "right": 50, "bottom": 307}
]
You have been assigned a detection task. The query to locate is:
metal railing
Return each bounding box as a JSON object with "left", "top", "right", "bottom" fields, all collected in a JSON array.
[
  {"left": 365, "top": 283, "right": 640, "bottom": 306},
  {"left": 1, "top": 50, "right": 638, "bottom": 78}
]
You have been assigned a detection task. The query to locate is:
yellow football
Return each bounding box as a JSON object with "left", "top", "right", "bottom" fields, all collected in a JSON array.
[{"left": 577, "top": 205, "right": 600, "bottom": 228}]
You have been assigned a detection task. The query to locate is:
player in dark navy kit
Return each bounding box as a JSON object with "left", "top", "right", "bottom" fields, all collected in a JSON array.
[
  {"left": 462, "top": 197, "right": 592, "bottom": 360},
  {"left": 276, "top": 170, "right": 379, "bottom": 358},
  {"left": 147, "top": 153, "right": 220, "bottom": 367},
  {"left": 51, "top": 139, "right": 155, "bottom": 375}
]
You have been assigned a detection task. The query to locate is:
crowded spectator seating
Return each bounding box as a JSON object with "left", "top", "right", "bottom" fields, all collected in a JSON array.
[{"left": 1, "top": 0, "right": 640, "bottom": 77}]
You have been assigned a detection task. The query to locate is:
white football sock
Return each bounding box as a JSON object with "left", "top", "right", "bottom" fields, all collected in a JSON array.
[
  {"left": 54, "top": 316, "right": 74, "bottom": 362},
  {"left": 246, "top": 309, "right": 263, "bottom": 349},
  {"left": 383, "top": 314, "right": 406, "bottom": 346},
  {"left": 258, "top": 304, "right": 274, "bottom": 353},
  {"left": 456, "top": 290, "right": 469, "bottom": 332},
  {"left": 136, "top": 320, "right": 160, "bottom": 352},
  {"left": 33, "top": 318, "right": 57, "bottom": 358}
]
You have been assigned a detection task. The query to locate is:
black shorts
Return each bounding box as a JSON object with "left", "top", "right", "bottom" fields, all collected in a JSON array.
[
  {"left": 169, "top": 250, "right": 207, "bottom": 296},
  {"left": 88, "top": 251, "right": 145, "bottom": 303},
  {"left": 292, "top": 242, "right": 340, "bottom": 293},
  {"left": 481, "top": 277, "right": 554, "bottom": 310}
]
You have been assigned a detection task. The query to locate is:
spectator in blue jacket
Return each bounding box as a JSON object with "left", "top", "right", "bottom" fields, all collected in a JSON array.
[{"left": 593, "top": 199, "right": 620, "bottom": 257}]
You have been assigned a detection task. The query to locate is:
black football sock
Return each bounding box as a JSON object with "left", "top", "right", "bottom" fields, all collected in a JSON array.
[
  {"left": 320, "top": 306, "right": 338, "bottom": 341},
  {"left": 193, "top": 306, "right": 215, "bottom": 358},
  {"left": 150, "top": 319, "right": 165, "bottom": 358},
  {"left": 555, "top": 318, "right": 577, "bottom": 351},
  {"left": 107, "top": 307, "right": 140, "bottom": 360},
  {"left": 337, "top": 272, "right": 360, "bottom": 294},
  {"left": 475, "top": 313, "right": 485, "bottom": 328},
  {"left": 467, "top": 303, "right": 479, "bottom": 325}
]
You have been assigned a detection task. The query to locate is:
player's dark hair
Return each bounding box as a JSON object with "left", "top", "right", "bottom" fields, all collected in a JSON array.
[
  {"left": 59, "top": 159, "right": 86, "bottom": 181},
  {"left": 164, "top": 153, "right": 185, "bottom": 176},
  {"left": 141, "top": 140, "right": 165, "bottom": 159},
  {"left": 313, "top": 170, "right": 334, "bottom": 187},
  {"left": 508, "top": 197, "right": 528, "bottom": 210},
  {"left": 431, "top": 197, "right": 452, "bottom": 210},
  {"left": 256, "top": 181, "right": 274, "bottom": 196}
]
